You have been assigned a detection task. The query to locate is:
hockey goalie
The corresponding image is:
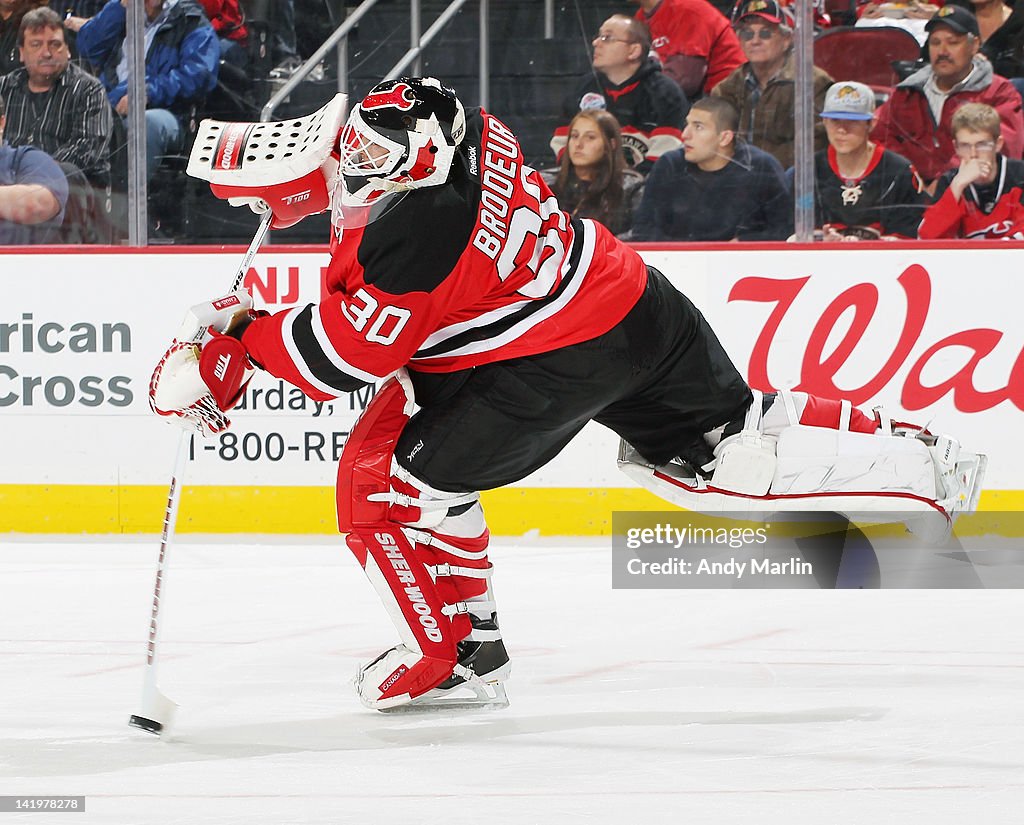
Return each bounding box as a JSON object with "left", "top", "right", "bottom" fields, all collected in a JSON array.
[{"left": 149, "top": 78, "right": 986, "bottom": 713}]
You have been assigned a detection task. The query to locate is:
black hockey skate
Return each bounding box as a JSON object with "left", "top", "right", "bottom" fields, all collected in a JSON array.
[{"left": 381, "top": 614, "right": 510, "bottom": 712}]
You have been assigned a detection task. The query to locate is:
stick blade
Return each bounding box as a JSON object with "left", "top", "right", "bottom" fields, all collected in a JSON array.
[{"left": 129, "top": 689, "right": 177, "bottom": 736}]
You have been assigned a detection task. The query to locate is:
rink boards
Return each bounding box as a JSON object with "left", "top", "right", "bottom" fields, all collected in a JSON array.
[{"left": 2, "top": 242, "right": 1023, "bottom": 534}]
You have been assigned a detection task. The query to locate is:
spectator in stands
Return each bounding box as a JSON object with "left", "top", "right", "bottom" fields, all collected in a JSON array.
[
  {"left": 631, "top": 96, "right": 792, "bottom": 241},
  {"left": 630, "top": 0, "right": 745, "bottom": 99},
  {"left": 0, "top": 7, "right": 111, "bottom": 241},
  {"left": 712, "top": 0, "right": 832, "bottom": 170},
  {"left": 857, "top": 2, "right": 941, "bottom": 45},
  {"left": 197, "top": 0, "right": 247, "bottom": 73},
  {"left": 0, "top": 7, "right": 111, "bottom": 184},
  {"left": 54, "top": 1, "right": 108, "bottom": 61},
  {"left": 71, "top": 0, "right": 218, "bottom": 181},
  {"left": 810, "top": 81, "right": 925, "bottom": 240},
  {"left": 49, "top": 0, "right": 104, "bottom": 13},
  {"left": 1, "top": 1, "right": 46, "bottom": 74},
  {"left": 918, "top": 101, "right": 1024, "bottom": 237},
  {"left": 0, "top": 92, "right": 68, "bottom": 242},
  {"left": 972, "top": 0, "right": 1024, "bottom": 87},
  {"left": 553, "top": 14, "right": 687, "bottom": 174},
  {"left": 859, "top": 1, "right": 940, "bottom": 18},
  {"left": 972, "top": 0, "right": 1012, "bottom": 41},
  {"left": 871, "top": 4, "right": 1024, "bottom": 192},
  {"left": 541, "top": 109, "right": 644, "bottom": 238}
]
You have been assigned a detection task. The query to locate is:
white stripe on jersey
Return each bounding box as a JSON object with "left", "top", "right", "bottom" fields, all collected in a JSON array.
[
  {"left": 411, "top": 219, "right": 596, "bottom": 363},
  {"left": 416, "top": 295, "right": 534, "bottom": 352},
  {"left": 281, "top": 307, "right": 359, "bottom": 397},
  {"left": 311, "top": 303, "right": 382, "bottom": 384}
]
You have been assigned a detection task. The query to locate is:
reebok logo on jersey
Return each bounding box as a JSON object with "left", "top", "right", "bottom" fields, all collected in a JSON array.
[
  {"left": 467, "top": 145, "right": 479, "bottom": 176},
  {"left": 473, "top": 117, "right": 522, "bottom": 260},
  {"left": 407, "top": 439, "right": 424, "bottom": 462},
  {"left": 214, "top": 353, "right": 232, "bottom": 381}
]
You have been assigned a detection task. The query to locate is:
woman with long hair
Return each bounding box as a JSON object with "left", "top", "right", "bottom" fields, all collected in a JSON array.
[{"left": 543, "top": 108, "right": 644, "bottom": 238}]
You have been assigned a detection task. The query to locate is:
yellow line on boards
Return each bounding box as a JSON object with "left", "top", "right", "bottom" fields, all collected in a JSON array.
[{"left": 1, "top": 485, "right": 1022, "bottom": 536}]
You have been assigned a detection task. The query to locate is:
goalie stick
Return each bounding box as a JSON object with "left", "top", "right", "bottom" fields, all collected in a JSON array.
[{"left": 129, "top": 211, "right": 273, "bottom": 737}]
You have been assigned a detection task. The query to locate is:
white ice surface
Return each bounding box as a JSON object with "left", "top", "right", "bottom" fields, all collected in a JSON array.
[{"left": 1, "top": 537, "right": 1022, "bottom": 824}]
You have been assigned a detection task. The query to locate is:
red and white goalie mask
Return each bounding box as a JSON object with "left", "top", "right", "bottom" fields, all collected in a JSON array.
[{"left": 332, "top": 76, "right": 466, "bottom": 231}]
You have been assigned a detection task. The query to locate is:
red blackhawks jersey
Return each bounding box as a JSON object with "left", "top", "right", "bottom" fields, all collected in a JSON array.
[{"left": 240, "top": 110, "right": 649, "bottom": 401}]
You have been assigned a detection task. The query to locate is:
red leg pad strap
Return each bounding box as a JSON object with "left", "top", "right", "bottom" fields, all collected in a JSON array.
[
  {"left": 417, "top": 529, "right": 491, "bottom": 609},
  {"left": 799, "top": 395, "right": 879, "bottom": 434}
]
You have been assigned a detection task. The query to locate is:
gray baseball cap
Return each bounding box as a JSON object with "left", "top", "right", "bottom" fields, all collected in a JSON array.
[{"left": 820, "top": 81, "right": 876, "bottom": 121}]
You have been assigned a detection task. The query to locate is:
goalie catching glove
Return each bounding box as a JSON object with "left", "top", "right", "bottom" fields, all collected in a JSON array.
[{"left": 149, "top": 290, "right": 263, "bottom": 436}]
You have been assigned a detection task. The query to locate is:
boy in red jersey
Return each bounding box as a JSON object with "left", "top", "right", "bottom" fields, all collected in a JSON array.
[{"left": 919, "top": 101, "right": 1024, "bottom": 238}]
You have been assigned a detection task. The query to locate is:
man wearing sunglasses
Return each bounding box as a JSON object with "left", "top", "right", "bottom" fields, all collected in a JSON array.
[
  {"left": 711, "top": 0, "right": 831, "bottom": 171},
  {"left": 919, "top": 101, "right": 1024, "bottom": 237}
]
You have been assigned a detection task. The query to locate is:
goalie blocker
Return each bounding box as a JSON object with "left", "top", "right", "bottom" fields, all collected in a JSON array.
[{"left": 149, "top": 290, "right": 263, "bottom": 436}]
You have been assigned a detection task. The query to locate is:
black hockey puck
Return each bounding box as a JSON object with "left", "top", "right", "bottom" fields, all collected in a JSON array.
[{"left": 128, "top": 715, "right": 164, "bottom": 735}]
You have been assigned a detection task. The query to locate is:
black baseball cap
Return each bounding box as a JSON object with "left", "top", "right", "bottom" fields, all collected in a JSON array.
[
  {"left": 734, "top": 0, "right": 788, "bottom": 26},
  {"left": 925, "top": 5, "right": 980, "bottom": 38}
]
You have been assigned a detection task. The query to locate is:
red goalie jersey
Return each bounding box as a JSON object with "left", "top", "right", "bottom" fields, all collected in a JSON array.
[{"left": 239, "top": 110, "right": 649, "bottom": 400}]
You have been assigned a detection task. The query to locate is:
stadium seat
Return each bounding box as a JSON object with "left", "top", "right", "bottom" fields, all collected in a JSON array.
[{"left": 814, "top": 25, "right": 923, "bottom": 99}]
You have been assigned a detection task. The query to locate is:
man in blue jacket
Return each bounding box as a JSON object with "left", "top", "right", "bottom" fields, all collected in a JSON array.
[
  {"left": 631, "top": 96, "right": 792, "bottom": 241},
  {"left": 73, "top": 0, "right": 218, "bottom": 180}
]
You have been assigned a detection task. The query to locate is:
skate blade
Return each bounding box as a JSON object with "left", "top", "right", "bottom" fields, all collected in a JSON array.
[{"left": 379, "top": 680, "right": 509, "bottom": 714}]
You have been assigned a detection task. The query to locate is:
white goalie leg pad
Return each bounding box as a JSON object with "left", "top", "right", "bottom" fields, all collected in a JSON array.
[
  {"left": 618, "top": 388, "right": 986, "bottom": 527},
  {"left": 708, "top": 390, "right": 777, "bottom": 496},
  {"left": 769, "top": 425, "right": 936, "bottom": 499}
]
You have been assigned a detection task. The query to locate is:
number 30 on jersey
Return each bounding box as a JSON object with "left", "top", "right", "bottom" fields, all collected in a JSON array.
[{"left": 341, "top": 288, "right": 411, "bottom": 346}]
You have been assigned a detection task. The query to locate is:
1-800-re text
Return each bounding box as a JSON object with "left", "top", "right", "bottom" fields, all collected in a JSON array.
[{"left": 189, "top": 431, "right": 350, "bottom": 463}]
